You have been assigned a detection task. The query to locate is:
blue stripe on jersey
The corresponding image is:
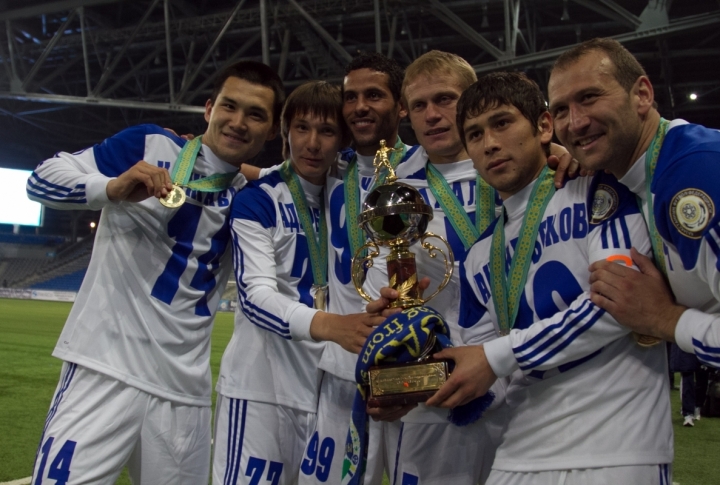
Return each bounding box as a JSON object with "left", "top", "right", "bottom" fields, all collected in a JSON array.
[
  {"left": 514, "top": 300, "right": 600, "bottom": 368},
  {"left": 28, "top": 172, "right": 81, "bottom": 193},
  {"left": 693, "top": 337, "right": 720, "bottom": 354},
  {"left": 391, "top": 423, "right": 405, "bottom": 485},
  {"left": 93, "top": 124, "right": 183, "bottom": 178},
  {"left": 514, "top": 300, "right": 593, "bottom": 354},
  {"left": 693, "top": 338, "right": 720, "bottom": 367},
  {"left": 517, "top": 305, "right": 604, "bottom": 371},
  {"left": 230, "top": 177, "right": 279, "bottom": 228},
  {"left": 27, "top": 174, "right": 87, "bottom": 203},
  {"left": 600, "top": 223, "right": 609, "bottom": 250},
  {"left": 618, "top": 216, "right": 631, "bottom": 249},
  {"left": 231, "top": 231, "right": 291, "bottom": 338},
  {"left": 609, "top": 220, "right": 620, "bottom": 249}
]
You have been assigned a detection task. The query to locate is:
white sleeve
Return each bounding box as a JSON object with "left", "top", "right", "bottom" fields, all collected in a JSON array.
[
  {"left": 675, "top": 309, "right": 720, "bottom": 367},
  {"left": 483, "top": 294, "right": 629, "bottom": 378},
  {"left": 231, "top": 211, "right": 319, "bottom": 342},
  {"left": 673, "top": 235, "right": 720, "bottom": 367},
  {"left": 484, "top": 209, "right": 651, "bottom": 379},
  {"left": 27, "top": 148, "right": 113, "bottom": 211}
]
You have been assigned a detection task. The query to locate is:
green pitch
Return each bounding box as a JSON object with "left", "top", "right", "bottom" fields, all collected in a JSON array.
[{"left": 1, "top": 298, "right": 719, "bottom": 484}]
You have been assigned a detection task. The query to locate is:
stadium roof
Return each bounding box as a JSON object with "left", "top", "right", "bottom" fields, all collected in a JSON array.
[{"left": 1, "top": 0, "right": 719, "bottom": 171}]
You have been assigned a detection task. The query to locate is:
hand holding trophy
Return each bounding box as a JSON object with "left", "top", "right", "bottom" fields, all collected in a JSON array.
[{"left": 351, "top": 140, "right": 455, "bottom": 407}]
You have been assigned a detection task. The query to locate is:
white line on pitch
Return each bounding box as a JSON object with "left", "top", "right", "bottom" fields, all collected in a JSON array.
[{"left": 0, "top": 477, "right": 31, "bottom": 485}]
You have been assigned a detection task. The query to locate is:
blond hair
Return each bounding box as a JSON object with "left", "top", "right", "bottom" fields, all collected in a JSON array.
[{"left": 402, "top": 50, "right": 477, "bottom": 102}]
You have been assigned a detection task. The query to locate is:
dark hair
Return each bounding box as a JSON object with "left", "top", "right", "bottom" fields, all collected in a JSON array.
[
  {"left": 210, "top": 61, "right": 285, "bottom": 126},
  {"left": 280, "top": 81, "right": 349, "bottom": 159},
  {"left": 344, "top": 52, "right": 405, "bottom": 101},
  {"left": 552, "top": 38, "right": 647, "bottom": 93},
  {"left": 457, "top": 72, "right": 547, "bottom": 146}
]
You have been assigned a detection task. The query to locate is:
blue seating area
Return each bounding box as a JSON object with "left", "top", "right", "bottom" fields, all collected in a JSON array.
[{"left": 30, "top": 269, "right": 87, "bottom": 291}]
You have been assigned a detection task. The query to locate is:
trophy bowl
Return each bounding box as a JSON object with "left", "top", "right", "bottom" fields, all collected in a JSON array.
[{"left": 358, "top": 181, "right": 433, "bottom": 245}]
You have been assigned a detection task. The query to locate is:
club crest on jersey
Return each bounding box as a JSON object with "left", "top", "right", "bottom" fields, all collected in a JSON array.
[
  {"left": 590, "top": 184, "right": 619, "bottom": 224},
  {"left": 670, "top": 189, "right": 714, "bottom": 239}
]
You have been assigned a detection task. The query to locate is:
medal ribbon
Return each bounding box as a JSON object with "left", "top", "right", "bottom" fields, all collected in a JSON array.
[
  {"left": 490, "top": 166, "right": 556, "bottom": 334},
  {"left": 426, "top": 163, "right": 497, "bottom": 250},
  {"left": 170, "top": 135, "right": 238, "bottom": 192},
  {"left": 642, "top": 118, "right": 671, "bottom": 277},
  {"left": 344, "top": 137, "right": 406, "bottom": 257},
  {"left": 279, "top": 160, "right": 328, "bottom": 288}
]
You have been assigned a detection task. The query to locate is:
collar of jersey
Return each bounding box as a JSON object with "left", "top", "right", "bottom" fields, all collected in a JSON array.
[
  {"left": 502, "top": 176, "right": 538, "bottom": 221},
  {"left": 197, "top": 142, "right": 242, "bottom": 174},
  {"left": 427, "top": 158, "right": 475, "bottom": 182}
]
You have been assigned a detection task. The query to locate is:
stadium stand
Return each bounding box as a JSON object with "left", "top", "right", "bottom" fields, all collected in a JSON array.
[
  {"left": 0, "top": 233, "right": 93, "bottom": 291},
  {"left": 31, "top": 268, "right": 88, "bottom": 291}
]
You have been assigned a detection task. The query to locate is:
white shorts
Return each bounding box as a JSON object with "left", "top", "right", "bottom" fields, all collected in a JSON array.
[
  {"left": 298, "top": 373, "right": 399, "bottom": 485},
  {"left": 213, "top": 395, "right": 317, "bottom": 485},
  {"left": 31, "top": 362, "right": 211, "bottom": 485},
  {"left": 390, "top": 419, "right": 497, "bottom": 485},
  {"left": 298, "top": 373, "right": 354, "bottom": 485},
  {"left": 365, "top": 411, "right": 402, "bottom": 485},
  {"left": 487, "top": 464, "right": 673, "bottom": 485}
]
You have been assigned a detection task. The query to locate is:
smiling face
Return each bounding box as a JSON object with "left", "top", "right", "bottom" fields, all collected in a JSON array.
[
  {"left": 548, "top": 50, "right": 651, "bottom": 177},
  {"left": 463, "top": 103, "right": 553, "bottom": 200},
  {"left": 202, "top": 76, "right": 278, "bottom": 167},
  {"left": 288, "top": 113, "right": 342, "bottom": 185},
  {"left": 404, "top": 73, "right": 468, "bottom": 164},
  {"left": 342, "top": 68, "right": 407, "bottom": 156}
]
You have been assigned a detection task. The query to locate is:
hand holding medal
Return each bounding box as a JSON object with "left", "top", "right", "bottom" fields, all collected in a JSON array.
[{"left": 159, "top": 135, "right": 238, "bottom": 209}]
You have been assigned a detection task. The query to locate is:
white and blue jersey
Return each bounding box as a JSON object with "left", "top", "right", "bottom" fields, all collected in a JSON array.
[
  {"left": 26, "top": 124, "right": 244, "bottom": 406},
  {"left": 217, "top": 170, "right": 325, "bottom": 412},
  {"left": 620, "top": 120, "right": 720, "bottom": 368},
  {"left": 321, "top": 145, "right": 424, "bottom": 381},
  {"left": 460, "top": 173, "right": 672, "bottom": 471}
]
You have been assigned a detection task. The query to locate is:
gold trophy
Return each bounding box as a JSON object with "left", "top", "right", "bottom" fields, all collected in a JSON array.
[{"left": 351, "top": 141, "right": 454, "bottom": 407}]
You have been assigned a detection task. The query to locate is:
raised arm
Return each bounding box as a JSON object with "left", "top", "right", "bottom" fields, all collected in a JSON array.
[{"left": 27, "top": 124, "right": 174, "bottom": 210}]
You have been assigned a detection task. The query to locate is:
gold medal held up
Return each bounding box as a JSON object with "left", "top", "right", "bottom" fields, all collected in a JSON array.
[{"left": 159, "top": 185, "right": 186, "bottom": 208}]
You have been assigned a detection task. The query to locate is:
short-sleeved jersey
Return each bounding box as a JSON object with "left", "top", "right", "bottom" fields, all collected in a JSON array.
[
  {"left": 26, "top": 124, "right": 245, "bottom": 406},
  {"left": 320, "top": 145, "right": 424, "bottom": 381},
  {"left": 620, "top": 120, "right": 720, "bottom": 368},
  {"left": 216, "top": 170, "right": 325, "bottom": 412},
  {"left": 460, "top": 174, "right": 672, "bottom": 471}
]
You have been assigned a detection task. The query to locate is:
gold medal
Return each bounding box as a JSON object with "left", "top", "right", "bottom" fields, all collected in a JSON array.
[
  {"left": 313, "top": 285, "right": 327, "bottom": 311},
  {"left": 633, "top": 332, "right": 662, "bottom": 347},
  {"left": 159, "top": 185, "right": 186, "bottom": 208}
]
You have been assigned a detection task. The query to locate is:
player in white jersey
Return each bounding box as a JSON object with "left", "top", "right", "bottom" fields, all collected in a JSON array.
[
  {"left": 547, "top": 38, "right": 720, "bottom": 370},
  {"left": 214, "top": 81, "right": 385, "bottom": 485},
  {"left": 297, "top": 53, "right": 414, "bottom": 485},
  {"left": 424, "top": 72, "right": 672, "bottom": 484},
  {"left": 25, "top": 61, "right": 285, "bottom": 484}
]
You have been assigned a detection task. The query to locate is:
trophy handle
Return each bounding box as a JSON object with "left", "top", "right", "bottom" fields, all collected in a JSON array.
[
  {"left": 351, "top": 241, "right": 381, "bottom": 302},
  {"left": 418, "top": 232, "right": 455, "bottom": 304}
]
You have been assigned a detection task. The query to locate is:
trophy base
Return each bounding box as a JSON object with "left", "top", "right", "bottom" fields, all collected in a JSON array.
[{"left": 367, "top": 360, "right": 449, "bottom": 408}]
